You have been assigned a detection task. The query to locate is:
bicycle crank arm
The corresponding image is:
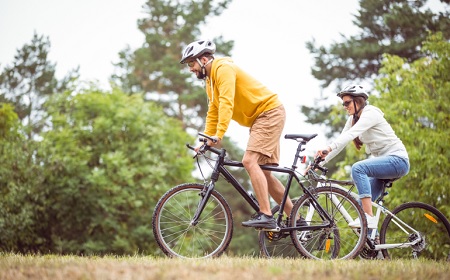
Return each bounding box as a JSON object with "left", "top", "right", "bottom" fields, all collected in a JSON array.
[{"left": 255, "top": 227, "right": 281, "bottom": 232}]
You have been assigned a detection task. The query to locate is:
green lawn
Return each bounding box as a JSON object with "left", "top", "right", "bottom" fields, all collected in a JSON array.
[{"left": 0, "top": 254, "right": 449, "bottom": 280}]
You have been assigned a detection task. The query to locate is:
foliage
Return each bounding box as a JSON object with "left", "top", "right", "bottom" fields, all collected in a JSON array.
[
  {"left": 306, "top": 0, "right": 450, "bottom": 89},
  {"left": 302, "top": 0, "right": 449, "bottom": 177},
  {"left": 0, "top": 103, "right": 18, "bottom": 139},
  {"left": 0, "top": 104, "right": 44, "bottom": 252},
  {"left": 338, "top": 33, "right": 449, "bottom": 218},
  {"left": 0, "top": 89, "right": 195, "bottom": 254},
  {"left": 0, "top": 32, "right": 79, "bottom": 138},
  {"left": 111, "top": 0, "right": 233, "bottom": 131}
]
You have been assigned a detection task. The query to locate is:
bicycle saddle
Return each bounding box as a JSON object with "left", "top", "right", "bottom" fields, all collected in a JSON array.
[
  {"left": 381, "top": 178, "right": 399, "bottom": 188},
  {"left": 284, "top": 133, "right": 318, "bottom": 142}
]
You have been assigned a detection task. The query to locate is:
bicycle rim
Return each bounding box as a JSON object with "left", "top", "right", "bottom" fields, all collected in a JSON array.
[
  {"left": 152, "top": 183, "right": 233, "bottom": 258},
  {"left": 290, "top": 187, "right": 367, "bottom": 260},
  {"left": 380, "top": 201, "right": 450, "bottom": 261}
]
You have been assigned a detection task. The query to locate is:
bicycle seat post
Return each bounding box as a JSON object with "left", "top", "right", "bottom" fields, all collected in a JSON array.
[{"left": 291, "top": 141, "right": 306, "bottom": 170}]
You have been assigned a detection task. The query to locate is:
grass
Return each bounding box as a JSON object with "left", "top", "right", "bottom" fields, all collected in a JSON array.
[{"left": 0, "top": 253, "right": 449, "bottom": 280}]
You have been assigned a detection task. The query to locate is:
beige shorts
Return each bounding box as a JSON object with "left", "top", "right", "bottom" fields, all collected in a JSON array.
[{"left": 247, "top": 105, "right": 286, "bottom": 165}]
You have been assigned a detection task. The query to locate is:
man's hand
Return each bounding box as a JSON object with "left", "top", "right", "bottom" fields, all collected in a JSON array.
[
  {"left": 206, "top": 136, "right": 221, "bottom": 146},
  {"left": 194, "top": 135, "right": 221, "bottom": 153}
]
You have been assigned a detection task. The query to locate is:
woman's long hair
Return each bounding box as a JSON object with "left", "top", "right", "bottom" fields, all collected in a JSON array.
[{"left": 351, "top": 96, "right": 367, "bottom": 150}]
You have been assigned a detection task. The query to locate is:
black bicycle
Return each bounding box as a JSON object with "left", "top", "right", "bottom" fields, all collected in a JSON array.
[{"left": 152, "top": 133, "right": 367, "bottom": 259}]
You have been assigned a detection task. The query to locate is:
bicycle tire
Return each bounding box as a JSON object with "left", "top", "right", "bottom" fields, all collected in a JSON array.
[
  {"left": 152, "top": 183, "right": 233, "bottom": 258},
  {"left": 258, "top": 199, "right": 304, "bottom": 258},
  {"left": 290, "top": 186, "right": 367, "bottom": 260},
  {"left": 379, "top": 201, "right": 450, "bottom": 261}
]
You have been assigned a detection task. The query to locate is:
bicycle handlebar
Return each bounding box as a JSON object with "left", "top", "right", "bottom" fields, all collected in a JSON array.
[
  {"left": 187, "top": 133, "right": 330, "bottom": 176},
  {"left": 308, "top": 150, "right": 329, "bottom": 175},
  {"left": 186, "top": 133, "right": 222, "bottom": 158}
]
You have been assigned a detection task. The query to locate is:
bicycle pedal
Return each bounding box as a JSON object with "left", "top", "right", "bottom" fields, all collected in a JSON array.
[{"left": 259, "top": 227, "right": 281, "bottom": 232}]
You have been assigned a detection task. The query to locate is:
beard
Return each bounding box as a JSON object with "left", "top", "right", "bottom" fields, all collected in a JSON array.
[{"left": 196, "top": 67, "right": 206, "bottom": 79}]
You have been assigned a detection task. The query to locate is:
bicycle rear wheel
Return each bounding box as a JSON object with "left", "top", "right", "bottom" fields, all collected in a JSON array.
[
  {"left": 290, "top": 186, "right": 367, "bottom": 260},
  {"left": 258, "top": 199, "right": 303, "bottom": 258},
  {"left": 152, "top": 183, "right": 233, "bottom": 258},
  {"left": 380, "top": 201, "right": 450, "bottom": 261}
]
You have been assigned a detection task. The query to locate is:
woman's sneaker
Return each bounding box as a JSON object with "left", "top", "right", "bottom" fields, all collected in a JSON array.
[{"left": 348, "top": 213, "right": 378, "bottom": 229}]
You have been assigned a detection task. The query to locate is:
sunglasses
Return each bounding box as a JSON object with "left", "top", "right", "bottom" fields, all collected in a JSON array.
[
  {"left": 187, "top": 61, "right": 196, "bottom": 67},
  {"left": 342, "top": 100, "right": 352, "bottom": 107}
]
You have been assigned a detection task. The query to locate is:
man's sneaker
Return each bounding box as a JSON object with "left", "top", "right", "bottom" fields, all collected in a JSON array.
[
  {"left": 348, "top": 213, "right": 378, "bottom": 229},
  {"left": 242, "top": 212, "right": 277, "bottom": 229}
]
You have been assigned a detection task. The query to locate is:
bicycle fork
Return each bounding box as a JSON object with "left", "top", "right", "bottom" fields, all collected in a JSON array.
[{"left": 190, "top": 182, "right": 215, "bottom": 226}]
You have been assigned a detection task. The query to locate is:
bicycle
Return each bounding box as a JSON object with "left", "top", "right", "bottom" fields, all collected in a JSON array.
[
  {"left": 152, "top": 133, "right": 368, "bottom": 259},
  {"left": 260, "top": 153, "right": 450, "bottom": 261}
]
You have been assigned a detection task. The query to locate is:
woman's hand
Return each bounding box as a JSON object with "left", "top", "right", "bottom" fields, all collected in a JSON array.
[{"left": 317, "top": 147, "right": 331, "bottom": 158}]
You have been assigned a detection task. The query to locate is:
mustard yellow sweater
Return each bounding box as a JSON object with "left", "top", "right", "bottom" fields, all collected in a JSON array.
[{"left": 204, "top": 57, "right": 281, "bottom": 139}]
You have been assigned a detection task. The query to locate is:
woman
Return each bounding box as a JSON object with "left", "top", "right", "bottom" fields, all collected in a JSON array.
[{"left": 316, "top": 85, "right": 410, "bottom": 228}]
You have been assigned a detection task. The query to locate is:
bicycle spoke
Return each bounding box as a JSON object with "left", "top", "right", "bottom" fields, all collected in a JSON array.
[
  {"left": 290, "top": 187, "right": 367, "bottom": 260},
  {"left": 153, "top": 184, "right": 233, "bottom": 258},
  {"left": 380, "top": 202, "right": 450, "bottom": 261}
]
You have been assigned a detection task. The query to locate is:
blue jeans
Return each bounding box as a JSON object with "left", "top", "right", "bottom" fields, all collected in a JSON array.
[{"left": 351, "top": 155, "right": 410, "bottom": 201}]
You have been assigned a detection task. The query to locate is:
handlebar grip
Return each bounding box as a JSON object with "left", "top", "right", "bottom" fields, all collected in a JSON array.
[{"left": 186, "top": 144, "right": 195, "bottom": 151}]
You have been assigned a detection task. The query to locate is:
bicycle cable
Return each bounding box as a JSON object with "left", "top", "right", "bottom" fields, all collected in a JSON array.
[{"left": 195, "top": 150, "right": 227, "bottom": 183}]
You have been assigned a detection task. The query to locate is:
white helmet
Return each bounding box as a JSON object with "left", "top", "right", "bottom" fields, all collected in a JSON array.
[
  {"left": 337, "top": 84, "right": 369, "bottom": 100},
  {"left": 180, "top": 40, "right": 216, "bottom": 64}
]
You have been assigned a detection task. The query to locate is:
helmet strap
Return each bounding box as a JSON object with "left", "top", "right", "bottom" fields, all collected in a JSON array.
[{"left": 196, "top": 57, "right": 214, "bottom": 79}]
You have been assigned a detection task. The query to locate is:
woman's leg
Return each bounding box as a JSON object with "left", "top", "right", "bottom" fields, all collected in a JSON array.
[{"left": 352, "top": 155, "right": 410, "bottom": 215}]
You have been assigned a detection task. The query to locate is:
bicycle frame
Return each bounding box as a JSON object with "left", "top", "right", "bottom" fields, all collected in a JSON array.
[
  {"left": 319, "top": 182, "right": 423, "bottom": 251},
  {"left": 190, "top": 133, "right": 334, "bottom": 233}
]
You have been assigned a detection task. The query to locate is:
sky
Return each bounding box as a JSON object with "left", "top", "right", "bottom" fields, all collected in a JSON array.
[{"left": 0, "top": 0, "right": 364, "bottom": 167}]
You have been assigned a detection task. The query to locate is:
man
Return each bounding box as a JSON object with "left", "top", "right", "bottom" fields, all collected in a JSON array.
[{"left": 180, "top": 39, "right": 293, "bottom": 229}]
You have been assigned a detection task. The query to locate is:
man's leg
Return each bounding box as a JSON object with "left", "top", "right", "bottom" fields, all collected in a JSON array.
[
  {"left": 241, "top": 150, "right": 278, "bottom": 229},
  {"left": 241, "top": 105, "right": 286, "bottom": 229},
  {"left": 242, "top": 150, "right": 271, "bottom": 216}
]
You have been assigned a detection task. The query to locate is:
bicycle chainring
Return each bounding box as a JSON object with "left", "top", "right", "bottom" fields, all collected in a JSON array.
[
  {"left": 360, "top": 236, "right": 380, "bottom": 259},
  {"left": 360, "top": 247, "right": 379, "bottom": 259},
  {"left": 266, "top": 231, "right": 286, "bottom": 241}
]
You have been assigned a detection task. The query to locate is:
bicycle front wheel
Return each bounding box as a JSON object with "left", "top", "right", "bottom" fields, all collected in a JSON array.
[
  {"left": 152, "top": 183, "right": 233, "bottom": 258},
  {"left": 290, "top": 186, "right": 367, "bottom": 260},
  {"left": 380, "top": 201, "right": 450, "bottom": 261}
]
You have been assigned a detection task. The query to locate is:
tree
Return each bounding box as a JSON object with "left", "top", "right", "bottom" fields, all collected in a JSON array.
[
  {"left": 0, "top": 88, "right": 195, "bottom": 254},
  {"left": 341, "top": 33, "right": 449, "bottom": 217},
  {"left": 302, "top": 0, "right": 450, "bottom": 175},
  {"left": 111, "top": 0, "right": 233, "bottom": 132},
  {"left": 0, "top": 32, "right": 79, "bottom": 138},
  {"left": 0, "top": 103, "right": 43, "bottom": 252},
  {"left": 0, "top": 103, "right": 18, "bottom": 139},
  {"left": 307, "top": 0, "right": 450, "bottom": 89},
  {"left": 303, "top": 0, "right": 449, "bottom": 131}
]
